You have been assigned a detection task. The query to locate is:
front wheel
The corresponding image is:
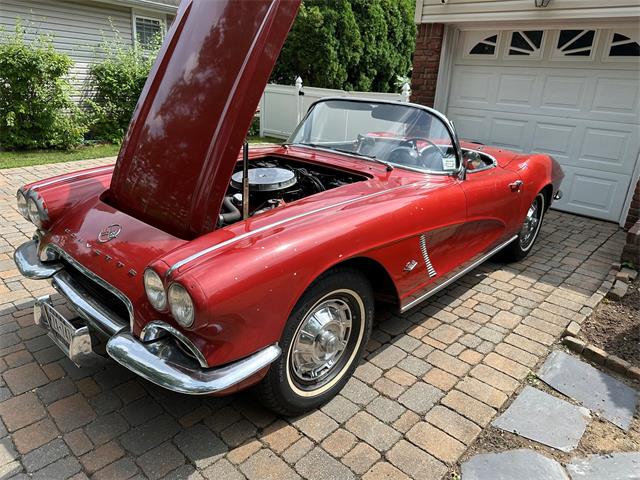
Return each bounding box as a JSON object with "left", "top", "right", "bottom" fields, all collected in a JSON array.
[
  {"left": 256, "top": 269, "right": 373, "bottom": 415},
  {"left": 501, "top": 192, "right": 546, "bottom": 262}
]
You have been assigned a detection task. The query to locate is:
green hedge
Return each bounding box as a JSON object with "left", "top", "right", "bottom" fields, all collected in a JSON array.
[
  {"left": 0, "top": 23, "right": 86, "bottom": 150},
  {"left": 85, "top": 35, "right": 160, "bottom": 143}
]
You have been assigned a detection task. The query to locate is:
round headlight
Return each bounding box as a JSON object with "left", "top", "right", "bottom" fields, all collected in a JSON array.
[
  {"left": 16, "top": 191, "right": 28, "bottom": 219},
  {"left": 168, "top": 283, "right": 195, "bottom": 328},
  {"left": 27, "top": 197, "right": 43, "bottom": 228},
  {"left": 144, "top": 269, "right": 167, "bottom": 311}
]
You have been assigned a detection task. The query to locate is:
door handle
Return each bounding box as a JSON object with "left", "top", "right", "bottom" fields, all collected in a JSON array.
[{"left": 509, "top": 180, "right": 523, "bottom": 192}]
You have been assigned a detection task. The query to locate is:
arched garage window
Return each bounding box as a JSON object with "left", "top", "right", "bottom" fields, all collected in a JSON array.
[
  {"left": 553, "top": 29, "right": 596, "bottom": 59},
  {"left": 508, "top": 30, "right": 544, "bottom": 58},
  {"left": 608, "top": 31, "right": 640, "bottom": 57},
  {"left": 463, "top": 31, "right": 500, "bottom": 58},
  {"left": 470, "top": 35, "right": 498, "bottom": 55}
]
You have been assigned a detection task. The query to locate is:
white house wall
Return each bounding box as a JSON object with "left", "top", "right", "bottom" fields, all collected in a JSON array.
[{"left": 0, "top": 0, "right": 133, "bottom": 100}]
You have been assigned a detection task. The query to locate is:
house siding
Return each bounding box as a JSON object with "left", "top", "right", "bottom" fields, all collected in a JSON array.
[
  {"left": 0, "top": 0, "right": 134, "bottom": 100},
  {"left": 416, "top": 0, "right": 640, "bottom": 23}
]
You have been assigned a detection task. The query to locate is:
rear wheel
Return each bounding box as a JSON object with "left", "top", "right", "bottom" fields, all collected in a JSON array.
[
  {"left": 501, "top": 192, "right": 545, "bottom": 262},
  {"left": 256, "top": 269, "right": 373, "bottom": 415}
]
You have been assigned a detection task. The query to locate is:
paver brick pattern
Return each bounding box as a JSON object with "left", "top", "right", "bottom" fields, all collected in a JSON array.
[{"left": 0, "top": 158, "right": 624, "bottom": 479}]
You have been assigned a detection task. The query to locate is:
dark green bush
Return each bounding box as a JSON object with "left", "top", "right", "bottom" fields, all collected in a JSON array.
[
  {"left": 271, "top": 0, "right": 416, "bottom": 92},
  {"left": 86, "top": 35, "right": 160, "bottom": 143},
  {"left": 0, "top": 23, "right": 86, "bottom": 150}
]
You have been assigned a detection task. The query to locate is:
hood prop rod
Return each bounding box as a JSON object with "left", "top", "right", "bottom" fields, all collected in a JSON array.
[{"left": 242, "top": 141, "right": 250, "bottom": 220}]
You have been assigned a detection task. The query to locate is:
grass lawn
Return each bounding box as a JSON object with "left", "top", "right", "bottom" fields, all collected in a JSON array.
[
  {"left": 0, "top": 136, "right": 282, "bottom": 169},
  {"left": 0, "top": 143, "right": 121, "bottom": 169},
  {"left": 248, "top": 135, "right": 283, "bottom": 144}
]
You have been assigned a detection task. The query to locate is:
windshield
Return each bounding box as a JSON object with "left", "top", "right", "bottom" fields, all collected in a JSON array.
[{"left": 288, "top": 99, "right": 460, "bottom": 173}]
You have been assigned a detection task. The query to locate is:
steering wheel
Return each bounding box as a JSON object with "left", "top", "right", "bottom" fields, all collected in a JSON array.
[{"left": 399, "top": 137, "right": 446, "bottom": 170}]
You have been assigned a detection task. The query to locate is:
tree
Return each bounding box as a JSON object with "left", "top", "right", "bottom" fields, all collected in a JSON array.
[{"left": 271, "top": 0, "right": 416, "bottom": 92}]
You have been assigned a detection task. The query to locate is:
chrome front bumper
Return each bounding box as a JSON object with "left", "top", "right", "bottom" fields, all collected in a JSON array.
[{"left": 14, "top": 240, "right": 281, "bottom": 395}]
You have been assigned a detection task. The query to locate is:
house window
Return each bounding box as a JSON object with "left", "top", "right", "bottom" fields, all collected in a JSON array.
[
  {"left": 608, "top": 32, "right": 640, "bottom": 57},
  {"left": 135, "top": 15, "right": 164, "bottom": 48},
  {"left": 469, "top": 35, "right": 498, "bottom": 55},
  {"left": 508, "top": 30, "right": 543, "bottom": 57},
  {"left": 555, "top": 30, "right": 596, "bottom": 57}
]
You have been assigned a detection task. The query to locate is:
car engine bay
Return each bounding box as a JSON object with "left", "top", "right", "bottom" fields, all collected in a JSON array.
[{"left": 218, "top": 156, "right": 367, "bottom": 227}]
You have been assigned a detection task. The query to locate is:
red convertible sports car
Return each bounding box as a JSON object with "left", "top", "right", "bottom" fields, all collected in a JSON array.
[{"left": 13, "top": 0, "right": 563, "bottom": 414}]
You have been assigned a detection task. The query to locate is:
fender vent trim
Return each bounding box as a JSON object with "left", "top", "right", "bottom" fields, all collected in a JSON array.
[{"left": 419, "top": 234, "right": 437, "bottom": 278}]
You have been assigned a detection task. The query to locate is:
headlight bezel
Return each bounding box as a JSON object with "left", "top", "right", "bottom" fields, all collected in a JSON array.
[
  {"left": 16, "top": 190, "right": 29, "bottom": 219},
  {"left": 168, "top": 282, "right": 195, "bottom": 328},
  {"left": 143, "top": 268, "right": 167, "bottom": 311},
  {"left": 27, "top": 197, "right": 43, "bottom": 228},
  {"left": 19, "top": 189, "right": 48, "bottom": 228}
]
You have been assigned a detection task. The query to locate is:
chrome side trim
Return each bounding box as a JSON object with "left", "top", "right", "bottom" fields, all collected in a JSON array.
[
  {"left": 51, "top": 271, "right": 127, "bottom": 338},
  {"left": 45, "top": 244, "right": 135, "bottom": 331},
  {"left": 141, "top": 320, "right": 208, "bottom": 368},
  {"left": 29, "top": 165, "right": 114, "bottom": 191},
  {"left": 419, "top": 234, "right": 437, "bottom": 278},
  {"left": 401, "top": 235, "right": 518, "bottom": 313},
  {"left": 14, "top": 240, "right": 63, "bottom": 279},
  {"left": 107, "top": 333, "right": 281, "bottom": 395},
  {"left": 167, "top": 183, "right": 418, "bottom": 276}
]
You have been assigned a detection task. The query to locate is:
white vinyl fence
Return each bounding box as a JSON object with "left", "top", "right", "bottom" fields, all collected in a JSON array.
[{"left": 259, "top": 77, "right": 411, "bottom": 139}]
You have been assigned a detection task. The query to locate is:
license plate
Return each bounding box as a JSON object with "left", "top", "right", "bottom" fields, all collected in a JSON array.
[{"left": 42, "top": 303, "right": 77, "bottom": 347}]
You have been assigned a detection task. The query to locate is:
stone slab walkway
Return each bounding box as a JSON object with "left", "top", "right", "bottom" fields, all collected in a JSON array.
[
  {"left": 0, "top": 158, "right": 626, "bottom": 479},
  {"left": 462, "top": 449, "right": 640, "bottom": 480}
]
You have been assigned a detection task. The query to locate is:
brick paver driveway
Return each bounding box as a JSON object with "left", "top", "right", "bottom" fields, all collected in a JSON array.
[{"left": 0, "top": 159, "right": 625, "bottom": 479}]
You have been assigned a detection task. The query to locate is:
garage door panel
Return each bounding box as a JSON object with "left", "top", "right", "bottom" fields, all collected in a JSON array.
[
  {"left": 489, "top": 118, "right": 529, "bottom": 151},
  {"left": 591, "top": 77, "right": 640, "bottom": 119},
  {"left": 555, "top": 167, "right": 631, "bottom": 221},
  {"left": 496, "top": 74, "right": 537, "bottom": 107},
  {"left": 579, "top": 127, "right": 633, "bottom": 170},
  {"left": 449, "top": 69, "right": 639, "bottom": 124},
  {"left": 540, "top": 76, "right": 587, "bottom": 112},
  {"left": 451, "top": 113, "right": 489, "bottom": 142},
  {"left": 449, "top": 70, "right": 496, "bottom": 105},
  {"left": 450, "top": 108, "right": 637, "bottom": 175},
  {"left": 532, "top": 123, "right": 576, "bottom": 157}
]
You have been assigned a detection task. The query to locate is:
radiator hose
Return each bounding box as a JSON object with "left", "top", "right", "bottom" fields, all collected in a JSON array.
[{"left": 219, "top": 196, "right": 241, "bottom": 225}]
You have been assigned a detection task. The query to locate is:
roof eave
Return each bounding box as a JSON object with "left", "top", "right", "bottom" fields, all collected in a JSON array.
[{"left": 91, "top": 0, "right": 179, "bottom": 14}]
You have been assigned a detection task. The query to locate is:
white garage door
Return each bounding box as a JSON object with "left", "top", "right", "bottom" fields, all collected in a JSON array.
[{"left": 447, "top": 27, "right": 640, "bottom": 222}]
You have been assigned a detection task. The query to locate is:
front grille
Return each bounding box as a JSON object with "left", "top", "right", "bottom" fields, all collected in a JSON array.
[{"left": 60, "top": 259, "right": 130, "bottom": 327}]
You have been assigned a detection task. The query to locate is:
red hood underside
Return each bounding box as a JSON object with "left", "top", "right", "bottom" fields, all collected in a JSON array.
[{"left": 108, "top": 0, "right": 300, "bottom": 240}]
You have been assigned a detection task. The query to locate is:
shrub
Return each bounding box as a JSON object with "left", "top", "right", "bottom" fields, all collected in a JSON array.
[
  {"left": 86, "top": 34, "right": 161, "bottom": 143},
  {"left": 0, "top": 23, "right": 86, "bottom": 150},
  {"left": 271, "top": 0, "right": 416, "bottom": 92}
]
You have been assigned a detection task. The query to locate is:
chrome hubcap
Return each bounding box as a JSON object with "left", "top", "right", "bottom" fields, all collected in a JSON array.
[
  {"left": 520, "top": 197, "right": 541, "bottom": 248},
  {"left": 291, "top": 299, "right": 352, "bottom": 382}
]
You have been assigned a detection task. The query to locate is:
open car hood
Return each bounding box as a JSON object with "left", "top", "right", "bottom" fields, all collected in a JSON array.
[{"left": 107, "top": 0, "right": 300, "bottom": 239}]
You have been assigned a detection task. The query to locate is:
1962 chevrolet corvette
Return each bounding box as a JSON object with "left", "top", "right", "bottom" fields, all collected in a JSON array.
[{"left": 13, "top": 0, "right": 563, "bottom": 414}]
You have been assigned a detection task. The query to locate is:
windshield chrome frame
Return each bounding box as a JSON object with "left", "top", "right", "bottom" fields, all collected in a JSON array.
[{"left": 287, "top": 97, "right": 464, "bottom": 177}]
